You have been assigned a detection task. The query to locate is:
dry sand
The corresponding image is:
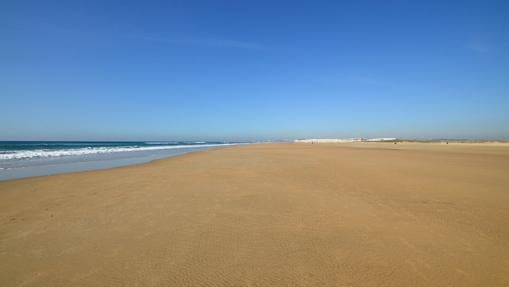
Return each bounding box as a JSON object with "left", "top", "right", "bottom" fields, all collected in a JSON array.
[{"left": 1, "top": 143, "right": 509, "bottom": 286}]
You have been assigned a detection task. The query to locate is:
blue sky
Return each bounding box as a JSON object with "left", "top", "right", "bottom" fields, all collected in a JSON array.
[{"left": 1, "top": 0, "right": 508, "bottom": 141}]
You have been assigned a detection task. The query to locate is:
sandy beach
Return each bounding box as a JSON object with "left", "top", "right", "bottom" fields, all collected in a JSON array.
[{"left": 1, "top": 143, "right": 509, "bottom": 286}]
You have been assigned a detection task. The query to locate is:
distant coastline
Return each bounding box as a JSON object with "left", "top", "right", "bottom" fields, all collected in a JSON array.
[
  {"left": 294, "top": 138, "right": 397, "bottom": 143},
  {"left": 293, "top": 138, "right": 509, "bottom": 144}
]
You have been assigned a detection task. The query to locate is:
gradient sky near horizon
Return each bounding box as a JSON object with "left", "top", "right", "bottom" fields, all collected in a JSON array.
[{"left": 1, "top": 0, "right": 508, "bottom": 141}]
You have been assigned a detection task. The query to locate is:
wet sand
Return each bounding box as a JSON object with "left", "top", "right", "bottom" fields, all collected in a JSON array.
[{"left": 1, "top": 143, "right": 509, "bottom": 286}]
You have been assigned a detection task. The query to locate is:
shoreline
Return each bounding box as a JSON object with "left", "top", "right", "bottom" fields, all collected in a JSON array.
[
  {"left": 0, "top": 144, "right": 242, "bottom": 182},
  {"left": 1, "top": 143, "right": 509, "bottom": 286},
  {"left": 4, "top": 140, "right": 509, "bottom": 182}
]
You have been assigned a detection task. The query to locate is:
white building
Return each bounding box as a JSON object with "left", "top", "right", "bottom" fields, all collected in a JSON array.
[{"left": 294, "top": 138, "right": 396, "bottom": 143}]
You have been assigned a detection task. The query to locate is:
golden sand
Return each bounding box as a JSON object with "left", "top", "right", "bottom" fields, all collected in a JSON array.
[{"left": 1, "top": 143, "right": 509, "bottom": 286}]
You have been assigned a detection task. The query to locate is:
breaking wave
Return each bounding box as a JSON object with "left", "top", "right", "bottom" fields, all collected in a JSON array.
[{"left": 0, "top": 143, "right": 235, "bottom": 161}]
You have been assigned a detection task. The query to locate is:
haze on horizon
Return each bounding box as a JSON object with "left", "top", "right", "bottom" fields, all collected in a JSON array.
[{"left": 1, "top": 0, "right": 508, "bottom": 141}]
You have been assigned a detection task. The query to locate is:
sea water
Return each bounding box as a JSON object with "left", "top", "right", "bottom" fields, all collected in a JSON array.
[{"left": 0, "top": 141, "right": 237, "bottom": 180}]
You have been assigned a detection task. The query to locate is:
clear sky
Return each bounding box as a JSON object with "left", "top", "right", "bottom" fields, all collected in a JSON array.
[{"left": 1, "top": 0, "right": 508, "bottom": 141}]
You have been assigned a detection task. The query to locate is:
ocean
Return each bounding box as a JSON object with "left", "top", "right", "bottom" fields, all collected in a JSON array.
[{"left": 0, "top": 141, "right": 237, "bottom": 180}]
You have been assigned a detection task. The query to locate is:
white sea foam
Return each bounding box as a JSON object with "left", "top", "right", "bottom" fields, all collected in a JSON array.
[{"left": 0, "top": 143, "right": 235, "bottom": 161}]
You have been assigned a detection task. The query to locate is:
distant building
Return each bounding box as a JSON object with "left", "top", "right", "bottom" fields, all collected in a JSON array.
[
  {"left": 365, "top": 138, "right": 397, "bottom": 142},
  {"left": 294, "top": 138, "right": 396, "bottom": 143}
]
